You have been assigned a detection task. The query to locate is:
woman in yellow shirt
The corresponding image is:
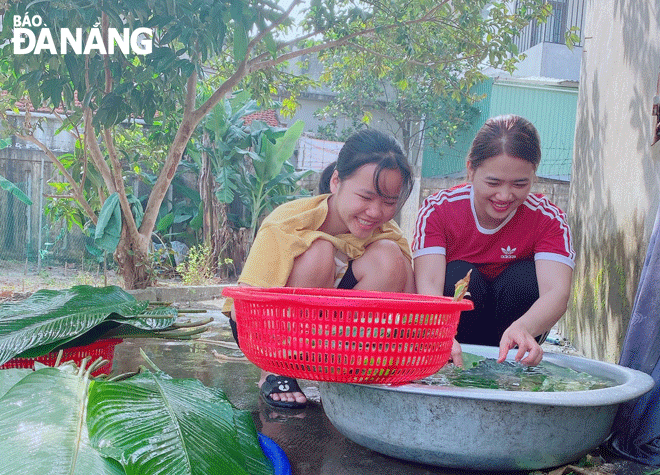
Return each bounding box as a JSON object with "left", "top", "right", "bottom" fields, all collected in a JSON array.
[{"left": 230, "top": 129, "right": 415, "bottom": 409}]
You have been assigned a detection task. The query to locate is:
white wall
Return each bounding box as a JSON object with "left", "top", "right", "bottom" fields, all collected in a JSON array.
[
  {"left": 563, "top": 0, "right": 660, "bottom": 362},
  {"left": 514, "top": 42, "right": 583, "bottom": 81}
]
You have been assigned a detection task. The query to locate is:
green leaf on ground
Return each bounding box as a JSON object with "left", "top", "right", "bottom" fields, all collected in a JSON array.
[{"left": 87, "top": 369, "right": 274, "bottom": 475}]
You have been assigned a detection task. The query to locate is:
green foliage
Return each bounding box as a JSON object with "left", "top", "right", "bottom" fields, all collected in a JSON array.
[
  {"left": 95, "top": 192, "right": 122, "bottom": 253},
  {"left": 314, "top": 0, "right": 549, "bottom": 153},
  {"left": 193, "top": 95, "right": 312, "bottom": 236},
  {"left": 0, "top": 136, "right": 32, "bottom": 205},
  {"left": 87, "top": 366, "right": 274, "bottom": 475},
  {"left": 0, "top": 360, "right": 273, "bottom": 475},
  {"left": 176, "top": 243, "right": 214, "bottom": 285},
  {"left": 0, "top": 174, "right": 32, "bottom": 205},
  {"left": 233, "top": 120, "right": 312, "bottom": 238},
  {"left": 0, "top": 285, "right": 179, "bottom": 365},
  {"left": 0, "top": 365, "right": 126, "bottom": 475}
]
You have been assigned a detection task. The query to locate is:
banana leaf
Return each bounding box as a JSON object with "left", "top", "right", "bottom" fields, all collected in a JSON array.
[
  {"left": 87, "top": 370, "right": 274, "bottom": 475},
  {"left": 17, "top": 306, "right": 182, "bottom": 359},
  {"left": 0, "top": 367, "right": 33, "bottom": 398},
  {"left": 0, "top": 364, "right": 125, "bottom": 475},
  {"left": 0, "top": 286, "right": 179, "bottom": 364},
  {"left": 95, "top": 192, "right": 122, "bottom": 253},
  {"left": 0, "top": 174, "right": 32, "bottom": 205}
]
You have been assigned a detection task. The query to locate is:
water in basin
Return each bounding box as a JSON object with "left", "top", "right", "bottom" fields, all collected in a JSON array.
[{"left": 420, "top": 352, "right": 618, "bottom": 391}]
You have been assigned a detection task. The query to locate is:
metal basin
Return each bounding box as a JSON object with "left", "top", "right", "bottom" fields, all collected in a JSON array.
[{"left": 320, "top": 344, "right": 654, "bottom": 471}]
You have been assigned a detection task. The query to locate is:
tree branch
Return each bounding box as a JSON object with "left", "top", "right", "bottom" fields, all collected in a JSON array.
[
  {"left": 141, "top": 72, "right": 201, "bottom": 237},
  {"left": 15, "top": 131, "right": 97, "bottom": 224},
  {"left": 246, "top": 0, "right": 302, "bottom": 53},
  {"left": 84, "top": 108, "right": 117, "bottom": 194},
  {"left": 103, "top": 127, "right": 142, "bottom": 244},
  {"left": 246, "top": 11, "right": 454, "bottom": 73},
  {"left": 52, "top": 108, "right": 90, "bottom": 197}
]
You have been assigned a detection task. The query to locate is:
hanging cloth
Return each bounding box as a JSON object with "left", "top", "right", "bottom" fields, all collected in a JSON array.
[{"left": 608, "top": 201, "right": 660, "bottom": 466}]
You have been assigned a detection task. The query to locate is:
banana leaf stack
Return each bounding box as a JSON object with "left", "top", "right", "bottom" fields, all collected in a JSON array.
[{"left": 0, "top": 285, "right": 212, "bottom": 368}]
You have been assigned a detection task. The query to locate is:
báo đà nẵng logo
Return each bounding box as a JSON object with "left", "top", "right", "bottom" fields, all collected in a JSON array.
[{"left": 11, "top": 14, "right": 153, "bottom": 55}]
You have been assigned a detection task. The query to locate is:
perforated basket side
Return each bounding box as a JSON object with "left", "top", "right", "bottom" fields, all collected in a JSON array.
[{"left": 232, "top": 293, "right": 463, "bottom": 384}]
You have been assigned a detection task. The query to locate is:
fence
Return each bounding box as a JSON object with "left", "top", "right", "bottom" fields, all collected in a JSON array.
[{"left": 0, "top": 152, "right": 92, "bottom": 273}]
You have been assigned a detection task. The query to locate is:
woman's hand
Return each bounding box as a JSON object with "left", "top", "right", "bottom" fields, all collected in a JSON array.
[
  {"left": 496, "top": 260, "right": 572, "bottom": 367},
  {"left": 449, "top": 338, "right": 464, "bottom": 367},
  {"left": 497, "top": 321, "right": 543, "bottom": 366}
]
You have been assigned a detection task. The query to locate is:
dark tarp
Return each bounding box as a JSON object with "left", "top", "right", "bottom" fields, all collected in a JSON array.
[{"left": 608, "top": 202, "right": 660, "bottom": 466}]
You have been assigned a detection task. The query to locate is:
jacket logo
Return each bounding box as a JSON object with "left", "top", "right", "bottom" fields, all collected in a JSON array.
[{"left": 501, "top": 246, "right": 517, "bottom": 259}]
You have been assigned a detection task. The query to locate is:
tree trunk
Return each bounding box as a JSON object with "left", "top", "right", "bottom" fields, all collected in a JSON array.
[
  {"left": 199, "top": 142, "right": 223, "bottom": 275},
  {"left": 115, "top": 226, "right": 153, "bottom": 290}
]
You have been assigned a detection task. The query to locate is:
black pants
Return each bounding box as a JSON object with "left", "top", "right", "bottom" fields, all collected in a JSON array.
[
  {"left": 444, "top": 260, "right": 540, "bottom": 347},
  {"left": 229, "top": 261, "right": 359, "bottom": 347}
]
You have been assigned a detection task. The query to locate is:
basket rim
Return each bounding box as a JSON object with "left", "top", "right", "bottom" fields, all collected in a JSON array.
[{"left": 223, "top": 286, "right": 473, "bottom": 311}]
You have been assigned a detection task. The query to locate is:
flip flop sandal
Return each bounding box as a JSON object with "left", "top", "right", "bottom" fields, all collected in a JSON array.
[{"left": 260, "top": 374, "right": 307, "bottom": 409}]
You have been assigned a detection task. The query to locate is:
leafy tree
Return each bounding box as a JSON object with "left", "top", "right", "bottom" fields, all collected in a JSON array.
[
  {"left": 0, "top": 0, "right": 547, "bottom": 289},
  {"left": 314, "top": 1, "right": 552, "bottom": 166}
]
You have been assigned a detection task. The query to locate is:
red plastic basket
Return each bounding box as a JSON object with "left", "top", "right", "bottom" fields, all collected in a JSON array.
[
  {"left": 0, "top": 338, "right": 122, "bottom": 377},
  {"left": 223, "top": 287, "right": 473, "bottom": 384}
]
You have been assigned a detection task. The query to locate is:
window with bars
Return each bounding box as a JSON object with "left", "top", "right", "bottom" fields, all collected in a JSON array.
[{"left": 514, "top": 0, "right": 585, "bottom": 52}]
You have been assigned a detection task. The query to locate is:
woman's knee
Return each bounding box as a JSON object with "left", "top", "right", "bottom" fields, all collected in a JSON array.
[
  {"left": 492, "top": 260, "right": 539, "bottom": 317},
  {"left": 353, "top": 240, "right": 411, "bottom": 290},
  {"left": 287, "top": 239, "right": 335, "bottom": 287}
]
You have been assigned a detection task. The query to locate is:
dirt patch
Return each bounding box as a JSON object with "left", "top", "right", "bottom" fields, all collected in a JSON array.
[
  {"left": 0, "top": 260, "right": 121, "bottom": 298},
  {"left": 0, "top": 260, "right": 233, "bottom": 301}
]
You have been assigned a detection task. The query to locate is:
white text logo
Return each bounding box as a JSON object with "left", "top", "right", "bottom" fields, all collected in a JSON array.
[
  {"left": 12, "top": 14, "right": 153, "bottom": 55},
  {"left": 501, "top": 246, "right": 517, "bottom": 259}
]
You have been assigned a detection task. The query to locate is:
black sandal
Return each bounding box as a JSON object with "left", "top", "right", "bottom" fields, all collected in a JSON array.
[{"left": 259, "top": 374, "right": 307, "bottom": 409}]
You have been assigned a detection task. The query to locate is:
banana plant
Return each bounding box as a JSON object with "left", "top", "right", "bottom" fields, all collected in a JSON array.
[
  {"left": 235, "top": 119, "right": 312, "bottom": 241},
  {"left": 0, "top": 139, "right": 31, "bottom": 205},
  {"left": 0, "top": 175, "right": 32, "bottom": 205}
]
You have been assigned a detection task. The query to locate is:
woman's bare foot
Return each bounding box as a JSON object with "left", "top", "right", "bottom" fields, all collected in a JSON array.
[{"left": 258, "top": 371, "right": 307, "bottom": 408}]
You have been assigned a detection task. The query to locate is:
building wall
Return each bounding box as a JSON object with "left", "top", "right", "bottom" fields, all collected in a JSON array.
[
  {"left": 514, "top": 42, "right": 583, "bottom": 81},
  {"left": 423, "top": 79, "right": 578, "bottom": 180},
  {"left": 563, "top": 0, "right": 660, "bottom": 362}
]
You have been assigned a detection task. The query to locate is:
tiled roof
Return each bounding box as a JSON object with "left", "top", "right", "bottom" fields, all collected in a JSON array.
[{"left": 242, "top": 109, "right": 280, "bottom": 127}]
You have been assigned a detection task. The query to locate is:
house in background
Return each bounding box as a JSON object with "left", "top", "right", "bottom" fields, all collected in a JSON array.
[
  {"left": 420, "top": 0, "right": 586, "bottom": 214},
  {"left": 508, "top": 0, "right": 585, "bottom": 82}
]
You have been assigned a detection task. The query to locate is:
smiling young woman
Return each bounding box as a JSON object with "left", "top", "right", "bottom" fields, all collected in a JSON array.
[
  {"left": 225, "top": 129, "right": 415, "bottom": 409},
  {"left": 412, "top": 115, "right": 575, "bottom": 368}
]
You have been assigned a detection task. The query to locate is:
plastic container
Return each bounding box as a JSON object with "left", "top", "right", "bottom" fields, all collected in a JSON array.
[
  {"left": 258, "top": 433, "right": 292, "bottom": 475},
  {"left": 0, "top": 338, "right": 122, "bottom": 376},
  {"left": 223, "top": 287, "right": 473, "bottom": 384}
]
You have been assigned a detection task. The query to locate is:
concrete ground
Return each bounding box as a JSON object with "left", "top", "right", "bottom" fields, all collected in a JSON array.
[{"left": 105, "top": 286, "right": 658, "bottom": 475}]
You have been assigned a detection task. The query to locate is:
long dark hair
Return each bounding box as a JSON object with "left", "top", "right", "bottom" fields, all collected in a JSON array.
[
  {"left": 318, "top": 129, "right": 412, "bottom": 208},
  {"left": 468, "top": 115, "right": 541, "bottom": 170}
]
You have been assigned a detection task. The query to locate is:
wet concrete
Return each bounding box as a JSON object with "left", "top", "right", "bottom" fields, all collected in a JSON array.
[{"left": 109, "top": 301, "right": 657, "bottom": 475}]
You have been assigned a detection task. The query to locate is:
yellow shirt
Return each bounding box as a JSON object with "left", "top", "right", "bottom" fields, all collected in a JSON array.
[
  {"left": 223, "top": 194, "right": 411, "bottom": 312},
  {"left": 239, "top": 194, "right": 411, "bottom": 287}
]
